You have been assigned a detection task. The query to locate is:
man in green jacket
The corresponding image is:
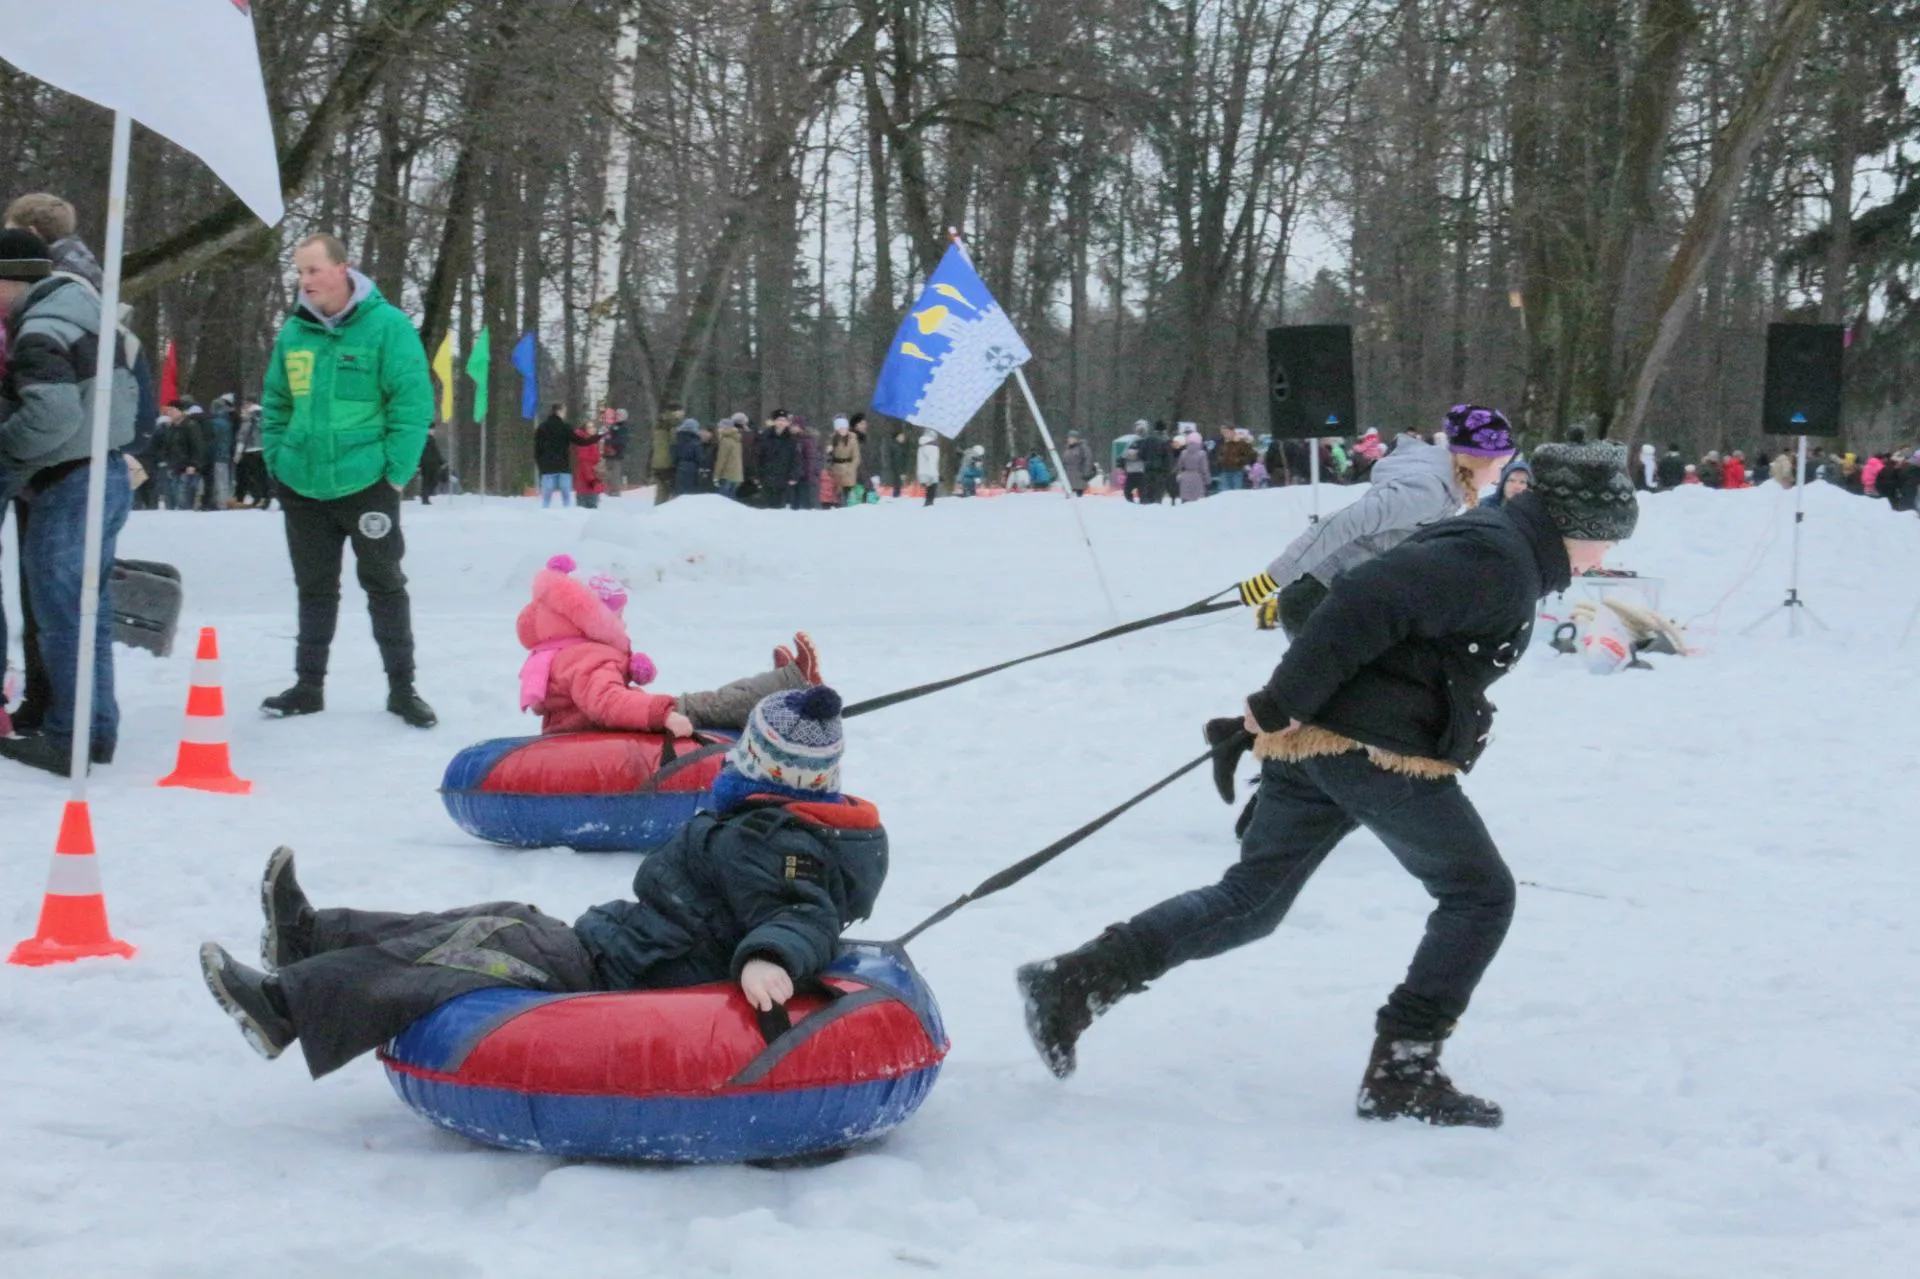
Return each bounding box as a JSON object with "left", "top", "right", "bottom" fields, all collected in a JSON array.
[{"left": 258, "top": 235, "right": 435, "bottom": 728}]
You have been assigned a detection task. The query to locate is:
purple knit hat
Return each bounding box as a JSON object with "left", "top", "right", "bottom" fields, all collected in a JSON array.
[{"left": 1443, "top": 404, "right": 1515, "bottom": 457}]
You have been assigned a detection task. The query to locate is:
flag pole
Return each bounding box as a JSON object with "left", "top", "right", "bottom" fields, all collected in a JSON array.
[
  {"left": 64, "top": 109, "right": 133, "bottom": 794},
  {"left": 948, "top": 229, "right": 1119, "bottom": 621}
]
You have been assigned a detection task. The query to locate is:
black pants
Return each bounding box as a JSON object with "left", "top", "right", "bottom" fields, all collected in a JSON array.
[
  {"left": 276, "top": 902, "right": 597, "bottom": 1078},
  {"left": 234, "top": 452, "right": 271, "bottom": 506},
  {"left": 1118, "top": 752, "right": 1516, "bottom": 1041},
  {"left": 281, "top": 481, "right": 414, "bottom": 685}
]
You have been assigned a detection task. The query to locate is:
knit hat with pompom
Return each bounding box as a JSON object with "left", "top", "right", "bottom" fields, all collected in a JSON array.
[
  {"left": 729, "top": 685, "right": 845, "bottom": 796},
  {"left": 545, "top": 554, "right": 628, "bottom": 614}
]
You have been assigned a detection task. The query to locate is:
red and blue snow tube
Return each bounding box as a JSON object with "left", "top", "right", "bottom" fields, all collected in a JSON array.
[
  {"left": 380, "top": 942, "right": 947, "bottom": 1163},
  {"left": 439, "top": 731, "right": 732, "bottom": 852}
]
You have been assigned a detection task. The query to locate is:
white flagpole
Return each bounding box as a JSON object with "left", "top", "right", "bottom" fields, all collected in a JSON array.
[
  {"left": 65, "top": 109, "right": 132, "bottom": 794},
  {"left": 1009, "top": 367, "right": 1119, "bottom": 619},
  {"left": 948, "top": 229, "right": 1119, "bottom": 621}
]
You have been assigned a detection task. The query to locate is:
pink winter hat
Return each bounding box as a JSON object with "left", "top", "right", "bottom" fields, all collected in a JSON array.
[{"left": 545, "top": 554, "right": 628, "bottom": 614}]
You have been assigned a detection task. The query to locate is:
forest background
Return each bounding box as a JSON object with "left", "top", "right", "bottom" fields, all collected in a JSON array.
[{"left": 2, "top": 0, "right": 1914, "bottom": 488}]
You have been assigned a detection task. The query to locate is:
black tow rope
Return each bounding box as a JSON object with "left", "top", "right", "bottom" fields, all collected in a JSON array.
[
  {"left": 842, "top": 588, "right": 1239, "bottom": 719},
  {"left": 651, "top": 591, "right": 1244, "bottom": 944},
  {"left": 890, "top": 745, "right": 1219, "bottom": 947},
  {"left": 641, "top": 587, "right": 1233, "bottom": 791}
]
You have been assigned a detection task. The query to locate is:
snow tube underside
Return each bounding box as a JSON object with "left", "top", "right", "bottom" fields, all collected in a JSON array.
[
  {"left": 440, "top": 731, "right": 730, "bottom": 852},
  {"left": 380, "top": 943, "right": 947, "bottom": 1164}
]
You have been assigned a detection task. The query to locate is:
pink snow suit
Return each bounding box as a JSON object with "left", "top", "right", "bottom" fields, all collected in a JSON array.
[{"left": 515, "top": 563, "right": 674, "bottom": 734}]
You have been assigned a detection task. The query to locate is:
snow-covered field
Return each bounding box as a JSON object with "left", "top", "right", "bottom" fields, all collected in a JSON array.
[{"left": 3, "top": 478, "right": 1918, "bottom": 1277}]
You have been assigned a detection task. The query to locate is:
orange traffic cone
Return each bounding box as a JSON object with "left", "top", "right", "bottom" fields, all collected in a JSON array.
[
  {"left": 158, "top": 627, "right": 252, "bottom": 795},
  {"left": 9, "top": 800, "right": 135, "bottom": 966}
]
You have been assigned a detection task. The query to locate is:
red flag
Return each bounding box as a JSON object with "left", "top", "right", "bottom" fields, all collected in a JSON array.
[{"left": 159, "top": 340, "right": 178, "bottom": 406}]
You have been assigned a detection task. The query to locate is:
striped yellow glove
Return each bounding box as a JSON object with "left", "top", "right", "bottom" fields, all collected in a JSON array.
[
  {"left": 1237, "top": 573, "right": 1278, "bottom": 608},
  {"left": 1255, "top": 595, "right": 1281, "bottom": 631}
]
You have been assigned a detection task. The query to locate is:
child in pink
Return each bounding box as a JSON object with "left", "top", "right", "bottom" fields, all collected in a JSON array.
[{"left": 517, "top": 555, "right": 820, "bottom": 737}]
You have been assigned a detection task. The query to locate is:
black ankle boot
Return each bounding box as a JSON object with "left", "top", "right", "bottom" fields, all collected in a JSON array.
[
  {"left": 386, "top": 681, "right": 437, "bottom": 728},
  {"left": 259, "top": 846, "right": 316, "bottom": 970},
  {"left": 0, "top": 731, "right": 84, "bottom": 777},
  {"left": 1016, "top": 926, "right": 1148, "bottom": 1079},
  {"left": 200, "top": 943, "right": 296, "bottom": 1060},
  {"left": 1356, "top": 1035, "right": 1503, "bottom": 1129},
  {"left": 1204, "top": 717, "right": 1253, "bottom": 804},
  {"left": 261, "top": 681, "right": 324, "bottom": 718}
]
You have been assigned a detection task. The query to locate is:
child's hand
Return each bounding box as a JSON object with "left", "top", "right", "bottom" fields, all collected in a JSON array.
[
  {"left": 739, "top": 958, "right": 794, "bottom": 1012},
  {"left": 663, "top": 711, "right": 694, "bottom": 738}
]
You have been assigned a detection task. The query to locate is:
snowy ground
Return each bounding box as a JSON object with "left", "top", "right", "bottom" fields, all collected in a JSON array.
[{"left": 3, "top": 477, "right": 1918, "bottom": 1277}]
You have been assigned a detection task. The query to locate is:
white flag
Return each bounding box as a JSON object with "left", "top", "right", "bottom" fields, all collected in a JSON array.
[{"left": 0, "top": 1, "right": 284, "bottom": 225}]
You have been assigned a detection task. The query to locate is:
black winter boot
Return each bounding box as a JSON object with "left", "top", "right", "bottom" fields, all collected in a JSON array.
[
  {"left": 199, "top": 942, "right": 296, "bottom": 1060},
  {"left": 1204, "top": 717, "right": 1254, "bottom": 804},
  {"left": 0, "top": 732, "right": 82, "bottom": 777},
  {"left": 386, "top": 681, "right": 437, "bottom": 728},
  {"left": 1016, "top": 927, "right": 1147, "bottom": 1079},
  {"left": 261, "top": 681, "right": 324, "bottom": 718},
  {"left": 259, "top": 846, "right": 316, "bottom": 970},
  {"left": 1356, "top": 1036, "right": 1503, "bottom": 1129}
]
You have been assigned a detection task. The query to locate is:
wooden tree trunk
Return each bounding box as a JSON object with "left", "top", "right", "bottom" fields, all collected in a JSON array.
[{"left": 1612, "top": 0, "right": 1823, "bottom": 448}]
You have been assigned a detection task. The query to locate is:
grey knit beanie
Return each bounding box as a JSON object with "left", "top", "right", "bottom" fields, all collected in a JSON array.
[{"left": 1531, "top": 442, "right": 1639, "bottom": 542}]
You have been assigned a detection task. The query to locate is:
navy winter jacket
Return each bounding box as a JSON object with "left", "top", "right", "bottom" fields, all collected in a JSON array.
[
  {"left": 573, "top": 795, "right": 890, "bottom": 990},
  {"left": 1248, "top": 491, "right": 1571, "bottom": 771}
]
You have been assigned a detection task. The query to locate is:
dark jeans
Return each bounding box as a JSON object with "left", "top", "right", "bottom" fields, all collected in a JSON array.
[
  {"left": 21, "top": 458, "right": 132, "bottom": 744},
  {"left": 277, "top": 902, "right": 597, "bottom": 1079},
  {"left": 1121, "top": 751, "right": 1516, "bottom": 1041},
  {"left": 281, "top": 480, "right": 414, "bottom": 685}
]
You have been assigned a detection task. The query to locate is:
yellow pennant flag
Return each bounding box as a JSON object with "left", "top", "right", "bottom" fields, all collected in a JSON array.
[{"left": 431, "top": 331, "right": 455, "bottom": 422}]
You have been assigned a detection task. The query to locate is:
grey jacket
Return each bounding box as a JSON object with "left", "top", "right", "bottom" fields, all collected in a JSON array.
[
  {"left": 0, "top": 275, "right": 138, "bottom": 475},
  {"left": 1264, "top": 437, "right": 1461, "bottom": 588},
  {"left": 1062, "top": 439, "right": 1095, "bottom": 488}
]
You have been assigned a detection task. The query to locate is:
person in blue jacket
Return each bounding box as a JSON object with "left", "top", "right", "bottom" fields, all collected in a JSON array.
[
  {"left": 199, "top": 686, "right": 889, "bottom": 1079},
  {"left": 1478, "top": 456, "right": 1532, "bottom": 508},
  {"left": 1027, "top": 453, "right": 1053, "bottom": 490},
  {"left": 671, "top": 416, "right": 705, "bottom": 496}
]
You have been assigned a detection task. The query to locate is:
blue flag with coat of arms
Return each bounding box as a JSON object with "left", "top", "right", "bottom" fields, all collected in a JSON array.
[{"left": 871, "top": 244, "right": 1031, "bottom": 436}]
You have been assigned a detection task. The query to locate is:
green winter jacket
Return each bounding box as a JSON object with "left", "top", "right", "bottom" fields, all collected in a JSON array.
[{"left": 260, "top": 274, "right": 432, "bottom": 500}]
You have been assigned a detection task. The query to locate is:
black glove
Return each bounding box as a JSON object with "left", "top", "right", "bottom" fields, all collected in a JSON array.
[{"left": 1204, "top": 717, "right": 1254, "bottom": 805}]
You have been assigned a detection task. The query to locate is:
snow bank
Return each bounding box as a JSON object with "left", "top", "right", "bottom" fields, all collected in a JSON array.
[{"left": 3, "top": 481, "right": 1916, "bottom": 1276}]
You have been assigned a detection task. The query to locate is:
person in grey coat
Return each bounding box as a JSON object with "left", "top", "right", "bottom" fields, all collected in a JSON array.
[
  {"left": 1061, "top": 431, "right": 1096, "bottom": 495},
  {"left": 0, "top": 230, "right": 139, "bottom": 776},
  {"left": 1175, "top": 432, "right": 1211, "bottom": 502},
  {"left": 1236, "top": 406, "right": 1517, "bottom": 638},
  {"left": 1208, "top": 405, "right": 1518, "bottom": 808}
]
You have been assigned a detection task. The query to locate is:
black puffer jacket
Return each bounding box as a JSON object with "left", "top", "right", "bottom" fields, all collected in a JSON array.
[
  {"left": 573, "top": 796, "right": 889, "bottom": 991},
  {"left": 534, "top": 413, "right": 573, "bottom": 475},
  {"left": 1247, "top": 492, "right": 1571, "bottom": 770}
]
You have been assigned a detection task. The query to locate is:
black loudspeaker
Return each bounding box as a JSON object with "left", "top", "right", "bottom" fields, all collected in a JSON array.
[
  {"left": 1267, "top": 325, "right": 1357, "bottom": 440},
  {"left": 1762, "top": 323, "right": 1844, "bottom": 437}
]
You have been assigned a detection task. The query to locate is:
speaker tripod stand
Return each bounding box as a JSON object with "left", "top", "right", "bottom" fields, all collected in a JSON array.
[{"left": 1743, "top": 433, "right": 1828, "bottom": 637}]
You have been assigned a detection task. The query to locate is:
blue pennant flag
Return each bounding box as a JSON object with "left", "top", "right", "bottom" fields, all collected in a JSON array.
[
  {"left": 872, "top": 244, "right": 1031, "bottom": 437},
  {"left": 511, "top": 332, "right": 539, "bottom": 420}
]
